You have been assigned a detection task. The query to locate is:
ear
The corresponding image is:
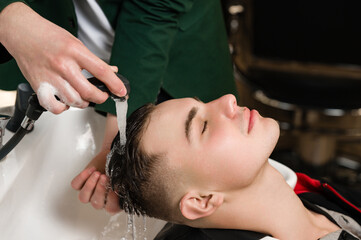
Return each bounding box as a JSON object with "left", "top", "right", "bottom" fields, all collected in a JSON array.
[{"left": 179, "top": 191, "right": 224, "bottom": 220}]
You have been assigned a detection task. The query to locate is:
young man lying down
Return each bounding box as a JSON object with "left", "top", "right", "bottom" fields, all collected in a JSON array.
[{"left": 79, "top": 94, "right": 361, "bottom": 239}]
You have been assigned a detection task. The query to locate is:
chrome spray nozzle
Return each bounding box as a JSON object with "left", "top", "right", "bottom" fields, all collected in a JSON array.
[{"left": 88, "top": 73, "right": 130, "bottom": 102}]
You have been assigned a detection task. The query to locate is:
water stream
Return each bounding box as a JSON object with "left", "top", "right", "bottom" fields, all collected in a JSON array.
[
  {"left": 99, "top": 213, "right": 148, "bottom": 240},
  {"left": 115, "top": 99, "right": 128, "bottom": 145},
  {"left": 101, "top": 99, "right": 148, "bottom": 239},
  {"left": 105, "top": 99, "right": 128, "bottom": 175}
]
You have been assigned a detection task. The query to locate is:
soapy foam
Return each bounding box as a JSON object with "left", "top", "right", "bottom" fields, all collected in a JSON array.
[
  {"left": 37, "top": 81, "right": 84, "bottom": 112},
  {"left": 37, "top": 82, "right": 63, "bottom": 112}
]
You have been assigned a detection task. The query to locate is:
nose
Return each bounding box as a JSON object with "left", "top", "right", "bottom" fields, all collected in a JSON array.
[{"left": 216, "top": 94, "right": 237, "bottom": 118}]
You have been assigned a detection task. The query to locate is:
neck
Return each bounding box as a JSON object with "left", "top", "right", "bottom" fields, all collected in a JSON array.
[{"left": 201, "top": 162, "right": 339, "bottom": 240}]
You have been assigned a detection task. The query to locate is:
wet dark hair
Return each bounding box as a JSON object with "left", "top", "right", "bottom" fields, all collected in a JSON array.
[{"left": 107, "top": 103, "right": 176, "bottom": 221}]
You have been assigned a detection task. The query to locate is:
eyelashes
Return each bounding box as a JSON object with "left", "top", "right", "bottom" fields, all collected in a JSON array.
[{"left": 201, "top": 120, "right": 208, "bottom": 134}]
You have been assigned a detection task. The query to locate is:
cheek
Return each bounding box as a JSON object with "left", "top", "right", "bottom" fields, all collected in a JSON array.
[
  {"left": 208, "top": 128, "right": 256, "bottom": 161},
  {"left": 202, "top": 132, "right": 250, "bottom": 178},
  {"left": 207, "top": 129, "right": 240, "bottom": 155},
  {"left": 203, "top": 122, "right": 278, "bottom": 188}
]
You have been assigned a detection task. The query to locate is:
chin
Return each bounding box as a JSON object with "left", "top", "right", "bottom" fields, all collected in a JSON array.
[
  {"left": 271, "top": 118, "right": 281, "bottom": 139},
  {"left": 263, "top": 118, "right": 280, "bottom": 152}
]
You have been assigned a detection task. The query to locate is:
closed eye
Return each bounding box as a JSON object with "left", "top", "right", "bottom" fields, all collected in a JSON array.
[{"left": 202, "top": 121, "right": 208, "bottom": 134}]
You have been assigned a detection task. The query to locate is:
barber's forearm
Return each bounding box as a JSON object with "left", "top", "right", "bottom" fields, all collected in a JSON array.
[{"left": 0, "top": 0, "right": 27, "bottom": 14}]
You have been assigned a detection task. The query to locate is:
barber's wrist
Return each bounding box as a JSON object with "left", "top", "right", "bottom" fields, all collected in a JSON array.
[{"left": 0, "top": 2, "right": 28, "bottom": 44}]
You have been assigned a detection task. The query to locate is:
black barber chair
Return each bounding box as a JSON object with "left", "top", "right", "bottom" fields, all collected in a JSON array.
[{"left": 224, "top": 0, "right": 361, "bottom": 187}]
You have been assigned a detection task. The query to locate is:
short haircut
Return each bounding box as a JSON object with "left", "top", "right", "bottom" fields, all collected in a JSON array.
[{"left": 107, "top": 103, "right": 181, "bottom": 222}]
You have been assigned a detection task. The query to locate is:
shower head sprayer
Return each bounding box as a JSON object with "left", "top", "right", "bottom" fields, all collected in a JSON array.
[
  {"left": 88, "top": 73, "right": 130, "bottom": 102},
  {"left": 0, "top": 74, "right": 130, "bottom": 160}
]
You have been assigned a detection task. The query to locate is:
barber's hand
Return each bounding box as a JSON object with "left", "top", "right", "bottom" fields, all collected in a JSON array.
[
  {"left": 0, "top": 2, "right": 126, "bottom": 114},
  {"left": 71, "top": 150, "right": 121, "bottom": 215}
]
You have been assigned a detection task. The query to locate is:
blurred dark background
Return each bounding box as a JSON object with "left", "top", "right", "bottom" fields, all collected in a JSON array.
[{"left": 222, "top": 0, "right": 361, "bottom": 194}]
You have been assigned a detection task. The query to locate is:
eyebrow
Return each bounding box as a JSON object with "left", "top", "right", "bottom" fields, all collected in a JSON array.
[{"left": 185, "top": 106, "right": 198, "bottom": 143}]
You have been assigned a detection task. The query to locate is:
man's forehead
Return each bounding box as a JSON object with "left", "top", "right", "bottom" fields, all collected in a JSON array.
[
  {"left": 152, "top": 98, "right": 194, "bottom": 119},
  {"left": 157, "top": 97, "right": 194, "bottom": 108},
  {"left": 142, "top": 98, "right": 194, "bottom": 151}
]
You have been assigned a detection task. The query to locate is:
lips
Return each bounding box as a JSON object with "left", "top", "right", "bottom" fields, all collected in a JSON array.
[{"left": 248, "top": 109, "right": 258, "bottom": 133}]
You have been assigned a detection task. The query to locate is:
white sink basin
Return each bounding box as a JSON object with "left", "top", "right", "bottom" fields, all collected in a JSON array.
[{"left": 0, "top": 107, "right": 165, "bottom": 240}]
